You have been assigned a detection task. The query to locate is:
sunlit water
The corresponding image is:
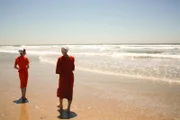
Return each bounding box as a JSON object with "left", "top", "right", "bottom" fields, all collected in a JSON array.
[{"left": 1, "top": 44, "right": 180, "bottom": 83}]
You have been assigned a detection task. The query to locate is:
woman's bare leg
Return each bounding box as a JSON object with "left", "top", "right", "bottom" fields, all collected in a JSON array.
[
  {"left": 58, "top": 98, "right": 63, "bottom": 109},
  {"left": 67, "top": 100, "right": 72, "bottom": 111},
  {"left": 23, "top": 88, "right": 26, "bottom": 98}
]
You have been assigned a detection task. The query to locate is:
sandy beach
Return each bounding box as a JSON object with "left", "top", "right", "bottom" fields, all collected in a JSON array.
[{"left": 0, "top": 53, "right": 180, "bottom": 120}]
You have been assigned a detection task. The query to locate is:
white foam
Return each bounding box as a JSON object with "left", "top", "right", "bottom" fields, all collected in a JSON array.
[
  {"left": 0, "top": 49, "right": 61, "bottom": 55},
  {"left": 111, "top": 52, "right": 180, "bottom": 59},
  {"left": 38, "top": 56, "right": 180, "bottom": 84},
  {"left": 39, "top": 56, "right": 56, "bottom": 65},
  {"left": 1, "top": 45, "right": 180, "bottom": 59},
  {"left": 76, "top": 67, "right": 180, "bottom": 84}
]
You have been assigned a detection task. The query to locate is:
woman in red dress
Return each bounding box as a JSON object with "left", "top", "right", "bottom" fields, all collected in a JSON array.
[
  {"left": 14, "top": 48, "right": 29, "bottom": 101},
  {"left": 56, "top": 47, "right": 75, "bottom": 111}
]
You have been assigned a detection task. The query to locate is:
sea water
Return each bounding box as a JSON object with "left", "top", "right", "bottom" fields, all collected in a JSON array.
[{"left": 1, "top": 44, "right": 180, "bottom": 83}]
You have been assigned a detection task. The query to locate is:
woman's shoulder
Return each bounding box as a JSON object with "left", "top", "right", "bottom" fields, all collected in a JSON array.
[
  {"left": 16, "top": 56, "right": 24, "bottom": 60},
  {"left": 69, "top": 56, "right": 75, "bottom": 61},
  {"left": 58, "top": 56, "right": 63, "bottom": 60},
  {"left": 24, "top": 56, "right": 29, "bottom": 59},
  {"left": 69, "top": 55, "right": 74, "bottom": 59}
]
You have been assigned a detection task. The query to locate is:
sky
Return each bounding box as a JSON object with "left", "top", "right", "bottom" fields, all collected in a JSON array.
[{"left": 0, "top": 0, "right": 179, "bottom": 45}]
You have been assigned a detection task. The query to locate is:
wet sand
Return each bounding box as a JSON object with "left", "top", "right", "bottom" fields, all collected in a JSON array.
[{"left": 0, "top": 53, "right": 180, "bottom": 120}]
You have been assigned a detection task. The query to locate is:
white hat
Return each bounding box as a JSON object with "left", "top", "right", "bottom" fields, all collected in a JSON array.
[
  {"left": 61, "top": 47, "right": 69, "bottom": 52},
  {"left": 18, "top": 48, "right": 24, "bottom": 53}
]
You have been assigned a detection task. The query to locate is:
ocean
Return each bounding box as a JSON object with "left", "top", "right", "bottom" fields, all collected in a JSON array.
[{"left": 0, "top": 44, "right": 180, "bottom": 83}]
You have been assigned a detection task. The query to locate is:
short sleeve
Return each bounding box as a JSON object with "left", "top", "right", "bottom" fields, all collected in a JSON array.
[
  {"left": 15, "top": 57, "right": 19, "bottom": 65},
  {"left": 26, "top": 58, "right": 30, "bottom": 64}
]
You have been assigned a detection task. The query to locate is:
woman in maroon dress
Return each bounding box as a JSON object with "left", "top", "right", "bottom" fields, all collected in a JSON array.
[{"left": 56, "top": 47, "right": 75, "bottom": 111}]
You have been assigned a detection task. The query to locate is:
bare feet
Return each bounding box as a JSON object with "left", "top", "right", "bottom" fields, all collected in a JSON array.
[
  {"left": 67, "top": 107, "right": 70, "bottom": 112},
  {"left": 21, "top": 97, "right": 27, "bottom": 102},
  {"left": 57, "top": 104, "right": 63, "bottom": 111}
]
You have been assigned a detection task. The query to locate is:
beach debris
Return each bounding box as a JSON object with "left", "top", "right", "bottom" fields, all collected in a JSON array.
[
  {"left": 35, "top": 105, "right": 39, "bottom": 109},
  {"left": 40, "top": 116, "right": 46, "bottom": 119}
]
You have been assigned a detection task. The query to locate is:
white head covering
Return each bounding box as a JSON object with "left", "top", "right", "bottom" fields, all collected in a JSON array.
[
  {"left": 61, "top": 46, "right": 69, "bottom": 53},
  {"left": 18, "top": 48, "right": 24, "bottom": 53}
]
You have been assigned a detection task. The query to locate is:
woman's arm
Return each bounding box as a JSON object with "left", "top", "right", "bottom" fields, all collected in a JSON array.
[
  {"left": 14, "top": 62, "right": 19, "bottom": 70},
  {"left": 26, "top": 64, "right": 29, "bottom": 69},
  {"left": 72, "top": 57, "right": 75, "bottom": 71},
  {"left": 26, "top": 58, "right": 30, "bottom": 69},
  {"left": 56, "top": 58, "right": 62, "bottom": 74}
]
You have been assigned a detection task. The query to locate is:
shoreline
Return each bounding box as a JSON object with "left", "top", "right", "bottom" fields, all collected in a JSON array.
[
  {"left": 76, "top": 67, "right": 180, "bottom": 84},
  {"left": 0, "top": 53, "right": 180, "bottom": 119}
]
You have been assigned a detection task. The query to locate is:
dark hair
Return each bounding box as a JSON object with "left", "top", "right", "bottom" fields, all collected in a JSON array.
[{"left": 23, "top": 49, "right": 26, "bottom": 54}]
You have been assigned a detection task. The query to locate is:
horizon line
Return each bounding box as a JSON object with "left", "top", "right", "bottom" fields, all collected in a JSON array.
[{"left": 1, "top": 42, "right": 180, "bottom": 46}]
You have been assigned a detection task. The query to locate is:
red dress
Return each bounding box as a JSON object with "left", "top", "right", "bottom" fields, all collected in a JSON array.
[
  {"left": 15, "top": 56, "right": 29, "bottom": 88},
  {"left": 56, "top": 56, "right": 75, "bottom": 100}
]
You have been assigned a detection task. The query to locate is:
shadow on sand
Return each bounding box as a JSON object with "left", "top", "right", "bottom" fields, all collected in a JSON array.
[
  {"left": 57, "top": 109, "right": 77, "bottom": 119},
  {"left": 13, "top": 98, "right": 29, "bottom": 104}
]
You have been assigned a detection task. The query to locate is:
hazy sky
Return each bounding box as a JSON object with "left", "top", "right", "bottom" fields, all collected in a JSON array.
[{"left": 0, "top": 0, "right": 179, "bottom": 45}]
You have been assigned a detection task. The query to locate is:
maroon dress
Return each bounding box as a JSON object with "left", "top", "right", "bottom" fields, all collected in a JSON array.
[{"left": 56, "top": 56, "right": 75, "bottom": 100}]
